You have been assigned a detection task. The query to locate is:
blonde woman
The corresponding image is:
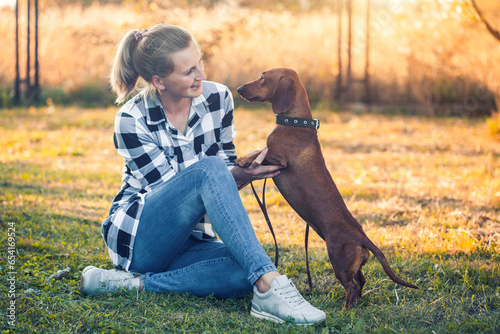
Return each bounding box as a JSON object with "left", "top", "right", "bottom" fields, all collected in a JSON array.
[{"left": 80, "top": 24, "right": 326, "bottom": 325}]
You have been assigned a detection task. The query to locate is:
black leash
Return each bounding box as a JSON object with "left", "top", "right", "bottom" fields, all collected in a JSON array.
[
  {"left": 250, "top": 178, "right": 314, "bottom": 291},
  {"left": 250, "top": 179, "right": 279, "bottom": 268},
  {"left": 305, "top": 224, "right": 313, "bottom": 291}
]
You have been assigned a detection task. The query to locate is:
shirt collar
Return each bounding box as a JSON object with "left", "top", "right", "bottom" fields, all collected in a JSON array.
[{"left": 144, "top": 83, "right": 213, "bottom": 126}]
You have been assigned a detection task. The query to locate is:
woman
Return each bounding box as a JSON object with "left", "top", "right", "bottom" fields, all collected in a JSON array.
[{"left": 80, "top": 24, "right": 326, "bottom": 325}]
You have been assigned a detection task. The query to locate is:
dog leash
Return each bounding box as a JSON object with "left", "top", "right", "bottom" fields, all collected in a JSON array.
[
  {"left": 305, "top": 224, "right": 313, "bottom": 291},
  {"left": 250, "top": 179, "right": 279, "bottom": 268},
  {"left": 250, "top": 178, "right": 315, "bottom": 291}
]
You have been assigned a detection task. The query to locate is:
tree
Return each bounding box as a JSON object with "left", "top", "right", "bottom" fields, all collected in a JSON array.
[
  {"left": 14, "top": 0, "right": 41, "bottom": 105},
  {"left": 469, "top": 0, "right": 500, "bottom": 114},
  {"left": 335, "top": 0, "right": 342, "bottom": 100},
  {"left": 34, "top": 0, "right": 40, "bottom": 101},
  {"left": 336, "top": 0, "right": 370, "bottom": 104},
  {"left": 26, "top": 0, "right": 31, "bottom": 99},
  {"left": 364, "top": 0, "right": 370, "bottom": 104},
  {"left": 14, "top": 0, "right": 20, "bottom": 104},
  {"left": 346, "top": 0, "right": 352, "bottom": 101}
]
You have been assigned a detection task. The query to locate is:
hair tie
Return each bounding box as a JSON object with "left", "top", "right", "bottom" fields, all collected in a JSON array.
[{"left": 134, "top": 29, "right": 147, "bottom": 42}]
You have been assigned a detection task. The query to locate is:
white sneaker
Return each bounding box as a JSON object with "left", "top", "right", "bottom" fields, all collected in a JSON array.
[
  {"left": 251, "top": 275, "right": 326, "bottom": 325},
  {"left": 80, "top": 266, "right": 141, "bottom": 296}
]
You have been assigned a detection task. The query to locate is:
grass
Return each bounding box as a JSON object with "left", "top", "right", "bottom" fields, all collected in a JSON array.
[{"left": 0, "top": 105, "right": 499, "bottom": 333}]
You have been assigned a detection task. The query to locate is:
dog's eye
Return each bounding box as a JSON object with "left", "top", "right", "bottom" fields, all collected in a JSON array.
[{"left": 260, "top": 75, "right": 265, "bottom": 81}]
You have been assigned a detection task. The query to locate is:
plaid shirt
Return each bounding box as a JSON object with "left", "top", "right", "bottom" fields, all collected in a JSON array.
[{"left": 102, "top": 81, "right": 237, "bottom": 271}]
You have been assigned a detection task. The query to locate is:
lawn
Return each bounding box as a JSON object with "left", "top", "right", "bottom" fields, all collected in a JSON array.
[{"left": 0, "top": 105, "right": 499, "bottom": 333}]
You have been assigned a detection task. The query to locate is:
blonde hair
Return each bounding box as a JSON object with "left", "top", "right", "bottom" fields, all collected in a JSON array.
[{"left": 110, "top": 24, "right": 194, "bottom": 104}]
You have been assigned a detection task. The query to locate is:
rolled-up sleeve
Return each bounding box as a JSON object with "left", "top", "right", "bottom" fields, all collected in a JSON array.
[{"left": 218, "top": 89, "right": 237, "bottom": 168}]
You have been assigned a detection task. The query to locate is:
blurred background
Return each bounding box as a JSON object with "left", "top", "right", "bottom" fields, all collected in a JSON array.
[{"left": 0, "top": 0, "right": 498, "bottom": 116}]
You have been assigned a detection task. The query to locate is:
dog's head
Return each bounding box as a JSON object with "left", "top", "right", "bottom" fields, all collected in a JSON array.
[{"left": 237, "top": 68, "right": 298, "bottom": 114}]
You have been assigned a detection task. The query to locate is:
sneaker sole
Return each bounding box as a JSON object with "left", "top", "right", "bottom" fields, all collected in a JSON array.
[
  {"left": 251, "top": 307, "right": 326, "bottom": 326},
  {"left": 250, "top": 308, "right": 284, "bottom": 324}
]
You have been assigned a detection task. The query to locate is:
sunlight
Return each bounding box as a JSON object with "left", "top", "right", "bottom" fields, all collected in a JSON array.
[
  {"left": 0, "top": 0, "right": 498, "bottom": 112},
  {"left": 0, "top": 0, "right": 14, "bottom": 9}
]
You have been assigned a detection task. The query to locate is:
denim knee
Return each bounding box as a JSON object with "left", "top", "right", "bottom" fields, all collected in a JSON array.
[
  {"left": 200, "top": 156, "right": 230, "bottom": 172},
  {"left": 198, "top": 156, "right": 234, "bottom": 184}
]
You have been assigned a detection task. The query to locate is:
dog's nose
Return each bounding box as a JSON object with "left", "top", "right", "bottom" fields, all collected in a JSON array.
[{"left": 236, "top": 86, "right": 243, "bottom": 94}]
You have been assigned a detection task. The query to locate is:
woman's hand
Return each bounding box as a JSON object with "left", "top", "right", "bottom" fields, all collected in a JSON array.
[{"left": 231, "top": 148, "right": 283, "bottom": 189}]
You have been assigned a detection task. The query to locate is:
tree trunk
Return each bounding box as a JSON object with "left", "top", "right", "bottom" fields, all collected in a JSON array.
[
  {"left": 335, "top": 0, "right": 343, "bottom": 100},
  {"left": 25, "top": 0, "right": 31, "bottom": 99},
  {"left": 14, "top": 0, "right": 20, "bottom": 104},
  {"left": 34, "top": 0, "right": 40, "bottom": 101},
  {"left": 346, "top": 0, "right": 352, "bottom": 102},
  {"left": 364, "top": 0, "right": 371, "bottom": 104}
]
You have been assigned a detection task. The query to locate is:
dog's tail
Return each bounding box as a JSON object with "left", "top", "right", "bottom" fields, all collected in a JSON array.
[{"left": 363, "top": 238, "right": 419, "bottom": 289}]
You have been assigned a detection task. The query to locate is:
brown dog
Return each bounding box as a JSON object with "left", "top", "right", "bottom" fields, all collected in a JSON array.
[{"left": 236, "top": 68, "right": 418, "bottom": 308}]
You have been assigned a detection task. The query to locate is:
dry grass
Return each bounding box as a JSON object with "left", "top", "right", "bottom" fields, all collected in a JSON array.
[
  {"left": 1, "top": 1, "right": 499, "bottom": 109},
  {"left": 235, "top": 108, "right": 500, "bottom": 256}
]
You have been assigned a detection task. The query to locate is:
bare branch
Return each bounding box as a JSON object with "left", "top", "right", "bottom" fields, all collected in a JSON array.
[{"left": 470, "top": 0, "right": 500, "bottom": 42}]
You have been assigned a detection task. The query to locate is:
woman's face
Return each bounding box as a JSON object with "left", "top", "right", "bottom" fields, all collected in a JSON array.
[{"left": 157, "top": 41, "right": 206, "bottom": 100}]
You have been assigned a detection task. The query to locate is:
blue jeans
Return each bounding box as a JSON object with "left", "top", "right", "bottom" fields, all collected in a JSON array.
[{"left": 129, "top": 157, "right": 277, "bottom": 299}]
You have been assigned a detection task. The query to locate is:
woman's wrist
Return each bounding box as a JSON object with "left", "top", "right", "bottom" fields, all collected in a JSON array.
[{"left": 231, "top": 166, "right": 250, "bottom": 189}]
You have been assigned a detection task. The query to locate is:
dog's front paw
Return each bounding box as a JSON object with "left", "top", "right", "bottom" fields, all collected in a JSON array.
[
  {"left": 235, "top": 156, "right": 253, "bottom": 168},
  {"left": 235, "top": 150, "right": 261, "bottom": 168}
]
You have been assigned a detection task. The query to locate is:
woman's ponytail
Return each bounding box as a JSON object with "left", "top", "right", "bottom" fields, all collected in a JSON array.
[{"left": 110, "top": 30, "right": 141, "bottom": 104}]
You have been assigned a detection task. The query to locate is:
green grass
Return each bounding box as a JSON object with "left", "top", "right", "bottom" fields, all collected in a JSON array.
[{"left": 1, "top": 106, "right": 499, "bottom": 333}]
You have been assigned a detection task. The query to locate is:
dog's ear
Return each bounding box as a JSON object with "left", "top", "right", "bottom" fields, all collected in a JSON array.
[{"left": 272, "top": 76, "right": 296, "bottom": 114}]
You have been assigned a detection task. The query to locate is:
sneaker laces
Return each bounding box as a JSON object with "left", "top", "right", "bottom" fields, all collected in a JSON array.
[{"left": 276, "top": 280, "right": 307, "bottom": 307}]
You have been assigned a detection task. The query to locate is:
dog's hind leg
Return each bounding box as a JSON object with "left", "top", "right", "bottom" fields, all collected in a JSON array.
[
  {"left": 353, "top": 247, "right": 369, "bottom": 297},
  {"left": 327, "top": 241, "right": 365, "bottom": 308},
  {"left": 353, "top": 269, "right": 365, "bottom": 299}
]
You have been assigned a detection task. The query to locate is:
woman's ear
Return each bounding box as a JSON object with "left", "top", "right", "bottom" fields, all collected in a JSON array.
[{"left": 152, "top": 76, "right": 165, "bottom": 90}]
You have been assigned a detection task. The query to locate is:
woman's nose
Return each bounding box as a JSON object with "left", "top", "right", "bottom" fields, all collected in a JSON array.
[
  {"left": 196, "top": 61, "right": 207, "bottom": 80},
  {"left": 196, "top": 70, "right": 207, "bottom": 80}
]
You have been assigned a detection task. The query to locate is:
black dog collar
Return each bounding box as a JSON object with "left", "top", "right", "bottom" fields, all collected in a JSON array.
[{"left": 276, "top": 115, "right": 320, "bottom": 130}]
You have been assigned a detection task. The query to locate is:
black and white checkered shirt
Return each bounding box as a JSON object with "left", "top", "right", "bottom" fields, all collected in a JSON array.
[{"left": 101, "top": 81, "right": 237, "bottom": 271}]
